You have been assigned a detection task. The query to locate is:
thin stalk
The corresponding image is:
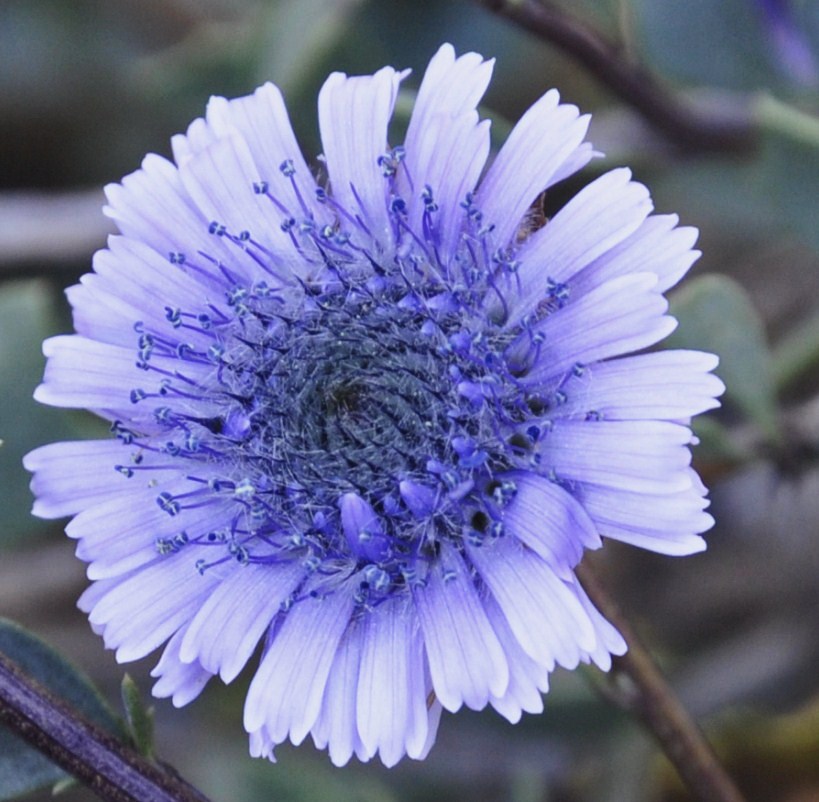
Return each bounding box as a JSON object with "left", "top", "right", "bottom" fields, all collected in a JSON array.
[
  {"left": 473, "top": 0, "right": 755, "bottom": 154},
  {"left": 0, "top": 651, "right": 211, "bottom": 802},
  {"left": 576, "top": 562, "right": 746, "bottom": 802}
]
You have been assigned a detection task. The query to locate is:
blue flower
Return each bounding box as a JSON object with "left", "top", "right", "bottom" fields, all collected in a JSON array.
[{"left": 25, "top": 44, "right": 723, "bottom": 767}]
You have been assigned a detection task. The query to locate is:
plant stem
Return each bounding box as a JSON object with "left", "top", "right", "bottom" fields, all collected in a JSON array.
[
  {"left": 576, "top": 562, "right": 746, "bottom": 802},
  {"left": 473, "top": 0, "right": 755, "bottom": 154},
  {"left": 0, "top": 651, "right": 211, "bottom": 802}
]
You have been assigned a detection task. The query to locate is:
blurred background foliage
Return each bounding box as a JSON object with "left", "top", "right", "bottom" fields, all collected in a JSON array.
[{"left": 0, "top": 1, "right": 817, "bottom": 800}]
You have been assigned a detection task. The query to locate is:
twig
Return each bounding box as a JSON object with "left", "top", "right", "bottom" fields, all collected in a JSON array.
[
  {"left": 576, "top": 562, "right": 746, "bottom": 802},
  {"left": 473, "top": 0, "right": 756, "bottom": 154},
  {"left": 0, "top": 651, "right": 211, "bottom": 802}
]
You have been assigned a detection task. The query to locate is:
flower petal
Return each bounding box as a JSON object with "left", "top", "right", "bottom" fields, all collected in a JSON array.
[
  {"left": 318, "top": 66, "right": 409, "bottom": 245},
  {"left": 244, "top": 583, "right": 356, "bottom": 745},
  {"left": 478, "top": 90, "right": 591, "bottom": 247},
  {"left": 467, "top": 537, "right": 596, "bottom": 669},
  {"left": 537, "top": 418, "right": 695, "bottom": 494},
  {"left": 578, "top": 475, "right": 713, "bottom": 555},
  {"left": 356, "top": 596, "right": 430, "bottom": 767},
  {"left": 521, "top": 273, "right": 676, "bottom": 384},
  {"left": 24, "top": 440, "right": 139, "bottom": 519},
  {"left": 401, "top": 44, "right": 493, "bottom": 262},
  {"left": 551, "top": 350, "right": 724, "bottom": 422},
  {"left": 413, "top": 542, "right": 509, "bottom": 711},
  {"left": 151, "top": 626, "right": 213, "bottom": 707},
  {"left": 570, "top": 213, "right": 701, "bottom": 297},
  {"left": 67, "top": 486, "right": 232, "bottom": 580},
  {"left": 502, "top": 471, "right": 601, "bottom": 574},
  {"left": 311, "top": 623, "right": 370, "bottom": 766},
  {"left": 87, "top": 550, "right": 225, "bottom": 662},
  {"left": 507, "top": 169, "right": 653, "bottom": 327},
  {"left": 179, "top": 559, "right": 305, "bottom": 682}
]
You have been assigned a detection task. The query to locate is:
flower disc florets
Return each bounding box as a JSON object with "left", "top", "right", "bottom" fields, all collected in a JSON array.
[
  {"left": 130, "top": 184, "right": 549, "bottom": 604},
  {"left": 26, "top": 44, "right": 724, "bottom": 768}
]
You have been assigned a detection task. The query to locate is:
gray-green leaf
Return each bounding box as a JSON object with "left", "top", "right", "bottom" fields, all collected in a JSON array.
[
  {"left": 668, "top": 273, "right": 780, "bottom": 441},
  {"left": 120, "top": 674, "right": 155, "bottom": 759},
  {"left": 0, "top": 618, "right": 123, "bottom": 800}
]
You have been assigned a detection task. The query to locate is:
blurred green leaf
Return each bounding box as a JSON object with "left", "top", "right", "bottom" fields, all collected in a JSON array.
[
  {"left": 0, "top": 618, "right": 123, "bottom": 800},
  {"left": 773, "top": 311, "right": 819, "bottom": 393},
  {"left": 121, "top": 674, "right": 155, "bottom": 760},
  {"left": 242, "top": 750, "right": 398, "bottom": 802},
  {"left": 667, "top": 274, "right": 780, "bottom": 440},
  {"left": 755, "top": 108, "right": 819, "bottom": 255},
  {"left": 50, "top": 776, "right": 77, "bottom": 796},
  {"left": 0, "top": 280, "right": 106, "bottom": 548},
  {"left": 649, "top": 106, "right": 819, "bottom": 261},
  {"left": 691, "top": 416, "right": 751, "bottom": 466},
  {"left": 256, "top": 0, "right": 364, "bottom": 96},
  {"left": 633, "top": 0, "right": 818, "bottom": 91}
]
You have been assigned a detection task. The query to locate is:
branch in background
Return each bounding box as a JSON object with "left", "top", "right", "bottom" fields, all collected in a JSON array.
[
  {"left": 0, "top": 190, "right": 113, "bottom": 272},
  {"left": 0, "top": 651, "right": 211, "bottom": 802},
  {"left": 576, "top": 562, "right": 747, "bottom": 802},
  {"left": 473, "top": 0, "right": 756, "bottom": 154}
]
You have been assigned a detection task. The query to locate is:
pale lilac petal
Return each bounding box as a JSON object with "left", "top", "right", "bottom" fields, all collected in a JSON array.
[
  {"left": 507, "top": 169, "right": 653, "bottom": 327},
  {"left": 179, "top": 560, "right": 305, "bottom": 682},
  {"left": 67, "top": 487, "right": 232, "bottom": 580},
  {"left": 413, "top": 542, "right": 509, "bottom": 712},
  {"left": 570, "top": 214, "right": 701, "bottom": 297},
  {"left": 68, "top": 237, "right": 222, "bottom": 347},
  {"left": 404, "top": 112, "right": 491, "bottom": 265},
  {"left": 151, "top": 626, "right": 213, "bottom": 707},
  {"left": 522, "top": 273, "right": 676, "bottom": 384},
  {"left": 484, "top": 596, "right": 550, "bottom": 723},
  {"left": 311, "top": 623, "right": 370, "bottom": 766},
  {"left": 87, "top": 550, "right": 225, "bottom": 662},
  {"left": 318, "top": 66, "right": 409, "bottom": 245},
  {"left": 194, "top": 83, "right": 324, "bottom": 222},
  {"left": 404, "top": 44, "right": 494, "bottom": 146},
  {"left": 579, "top": 477, "right": 712, "bottom": 555},
  {"left": 24, "top": 440, "right": 139, "bottom": 519},
  {"left": 467, "top": 537, "right": 596, "bottom": 669},
  {"left": 401, "top": 45, "right": 494, "bottom": 260},
  {"left": 551, "top": 350, "right": 724, "bottom": 422},
  {"left": 34, "top": 335, "right": 215, "bottom": 413},
  {"left": 178, "top": 136, "right": 298, "bottom": 280},
  {"left": 248, "top": 729, "right": 276, "bottom": 762},
  {"left": 478, "top": 90, "right": 591, "bottom": 247},
  {"left": 244, "top": 584, "right": 356, "bottom": 745},
  {"left": 563, "top": 576, "right": 627, "bottom": 670},
  {"left": 502, "top": 471, "right": 601, "bottom": 574},
  {"left": 538, "top": 418, "right": 694, "bottom": 494},
  {"left": 356, "top": 596, "right": 430, "bottom": 767},
  {"left": 104, "top": 154, "right": 238, "bottom": 268}
]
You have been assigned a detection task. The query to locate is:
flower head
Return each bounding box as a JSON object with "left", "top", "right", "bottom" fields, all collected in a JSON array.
[{"left": 26, "top": 44, "right": 723, "bottom": 767}]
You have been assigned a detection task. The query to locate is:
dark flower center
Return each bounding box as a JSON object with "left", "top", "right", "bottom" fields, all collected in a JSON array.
[{"left": 117, "top": 169, "right": 570, "bottom": 602}]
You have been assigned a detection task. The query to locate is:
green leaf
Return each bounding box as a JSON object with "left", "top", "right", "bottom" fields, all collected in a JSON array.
[
  {"left": 755, "top": 110, "right": 819, "bottom": 256},
  {"left": 690, "top": 416, "right": 751, "bottom": 466},
  {"left": 667, "top": 274, "right": 780, "bottom": 441},
  {"left": 772, "top": 311, "right": 819, "bottom": 394},
  {"left": 120, "top": 674, "right": 155, "bottom": 759},
  {"left": 50, "top": 777, "right": 77, "bottom": 796},
  {"left": 255, "top": 0, "right": 364, "bottom": 96},
  {"left": 0, "top": 618, "right": 124, "bottom": 800},
  {"left": 649, "top": 112, "right": 819, "bottom": 261},
  {"left": 633, "top": 0, "right": 819, "bottom": 92}
]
